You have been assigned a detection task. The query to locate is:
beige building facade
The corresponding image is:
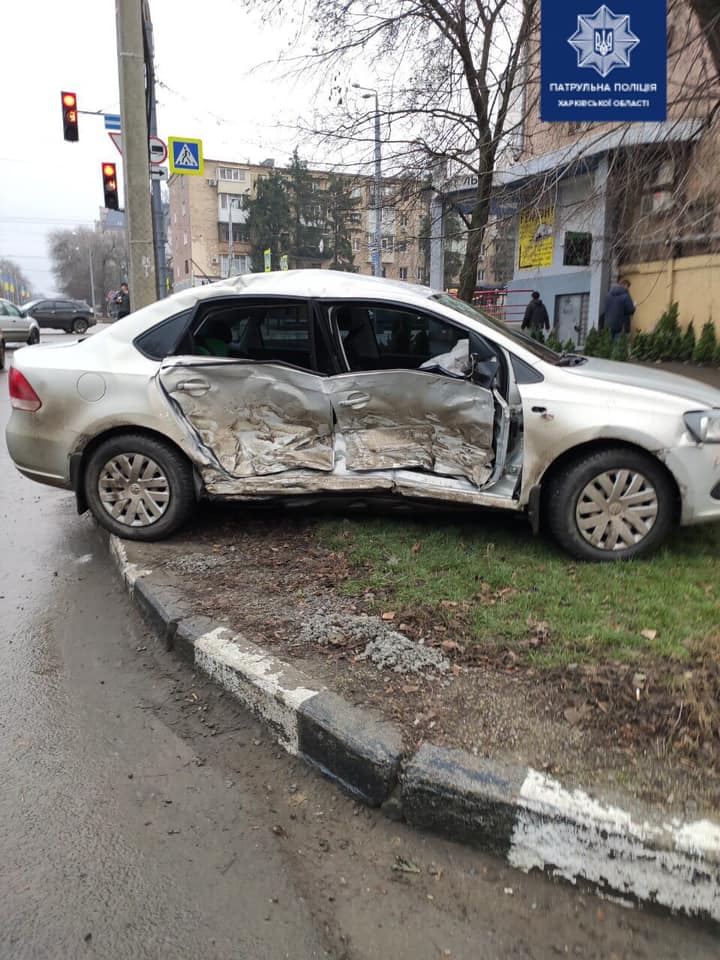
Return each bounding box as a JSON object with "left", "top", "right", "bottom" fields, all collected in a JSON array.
[
  {"left": 435, "top": 0, "right": 720, "bottom": 339},
  {"left": 168, "top": 158, "right": 429, "bottom": 292}
]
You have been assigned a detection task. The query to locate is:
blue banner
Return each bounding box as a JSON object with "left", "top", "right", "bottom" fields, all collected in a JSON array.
[{"left": 541, "top": 1, "right": 667, "bottom": 123}]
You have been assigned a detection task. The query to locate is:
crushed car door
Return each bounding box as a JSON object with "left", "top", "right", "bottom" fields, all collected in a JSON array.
[
  {"left": 325, "top": 303, "right": 498, "bottom": 487},
  {"left": 158, "top": 300, "right": 334, "bottom": 479}
]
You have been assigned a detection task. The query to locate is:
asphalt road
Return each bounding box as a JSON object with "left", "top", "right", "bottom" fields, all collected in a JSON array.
[{"left": 1, "top": 343, "right": 718, "bottom": 960}]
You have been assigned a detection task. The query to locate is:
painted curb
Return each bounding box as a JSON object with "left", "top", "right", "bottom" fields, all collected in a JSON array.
[{"left": 109, "top": 534, "right": 720, "bottom": 923}]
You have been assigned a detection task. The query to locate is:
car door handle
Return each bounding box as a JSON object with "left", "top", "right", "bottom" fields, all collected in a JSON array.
[
  {"left": 338, "top": 393, "right": 370, "bottom": 408},
  {"left": 172, "top": 378, "right": 211, "bottom": 395}
]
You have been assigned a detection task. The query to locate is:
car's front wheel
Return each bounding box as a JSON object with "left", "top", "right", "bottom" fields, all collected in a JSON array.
[
  {"left": 545, "top": 447, "right": 674, "bottom": 561},
  {"left": 73, "top": 317, "right": 89, "bottom": 335},
  {"left": 27, "top": 328, "right": 40, "bottom": 345},
  {"left": 84, "top": 433, "right": 196, "bottom": 541}
]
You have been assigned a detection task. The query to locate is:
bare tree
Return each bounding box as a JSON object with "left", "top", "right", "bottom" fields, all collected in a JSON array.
[
  {"left": 251, "top": 0, "right": 538, "bottom": 300},
  {"left": 49, "top": 228, "right": 127, "bottom": 314},
  {"left": 0, "top": 258, "right": 34, "bottom": 303}
]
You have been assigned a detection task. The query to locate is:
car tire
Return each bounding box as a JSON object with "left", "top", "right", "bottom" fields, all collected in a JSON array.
[
  {"left": 84, "top": 433, "right": 196, "bottom": 541},
  {"left": 27, "top": 328, "right": 40, "bottom": 345},
  {"left": 545, "top": 446, "right": 674, "bottom": 562},
  {"left": 73, "top": 317, "right": 90, "bottom": 335},
  {"left": 0, "top": 339, "right": 5, "bottom": 369}
]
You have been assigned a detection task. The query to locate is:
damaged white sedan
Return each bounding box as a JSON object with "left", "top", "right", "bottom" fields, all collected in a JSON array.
[{"left": 6, "top": 271, "right": 720, "bottom": 561}]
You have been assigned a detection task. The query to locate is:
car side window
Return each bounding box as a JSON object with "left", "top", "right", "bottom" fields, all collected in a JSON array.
[
  {"left": 332, "top": 304, "right": 468, "bottom": 373},
  {"left": 5, "top": 303, "right": 21, "bottom": 317},
  {"left": 187, "top": 300, "right": 324, "bottom": 372}
]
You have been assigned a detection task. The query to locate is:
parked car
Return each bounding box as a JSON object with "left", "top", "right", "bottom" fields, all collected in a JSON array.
[
  {"left": 22, "top": 298, "right": 96, "bottom": 335},
  {"left": 6, "top": 271, "right": 720, "bottom": 560},
  {"left": 0, "top": 298, "right": 40, "bottom": 345}
]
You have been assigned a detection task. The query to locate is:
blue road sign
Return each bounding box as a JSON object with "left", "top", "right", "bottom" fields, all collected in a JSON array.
[
  {"left": 104, "top": 113, "right": 122, "bottom": 131},
  {"left": 541, "top": 1, "right": 667, "bottom": 123},
  {"left": 168, "top": 137, "right": 204, "bottom": 176}
]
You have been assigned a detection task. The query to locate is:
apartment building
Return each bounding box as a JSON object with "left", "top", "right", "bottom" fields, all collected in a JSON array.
[
  {"left": 432, "top": 1, "right": 720, "bottom": 342},
  {"left": 168, "top": 158, "right": 429, "bottom": 291}
]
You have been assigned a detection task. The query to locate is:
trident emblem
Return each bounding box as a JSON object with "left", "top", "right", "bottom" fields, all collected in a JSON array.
[{"left": 594, "top": 28, "right": 614, "bottom": 56}]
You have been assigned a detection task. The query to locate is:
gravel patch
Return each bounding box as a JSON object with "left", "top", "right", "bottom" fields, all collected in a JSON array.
[{"left": 299, "top": 612, "right": 450, "bottom": 675}]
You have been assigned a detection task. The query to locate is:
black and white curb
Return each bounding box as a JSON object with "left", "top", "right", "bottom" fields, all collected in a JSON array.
[{"left": 110, "top": 535, "right": 720, "bottom": 923}]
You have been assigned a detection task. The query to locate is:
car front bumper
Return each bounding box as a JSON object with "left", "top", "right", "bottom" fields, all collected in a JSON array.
[{"left": 664, "top": 441, "right": 720, "bottom": 525}]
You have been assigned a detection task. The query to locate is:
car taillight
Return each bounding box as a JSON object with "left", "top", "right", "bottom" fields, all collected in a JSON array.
[{"left": 9, "top": 367, "right": 42, "bottom": 412}]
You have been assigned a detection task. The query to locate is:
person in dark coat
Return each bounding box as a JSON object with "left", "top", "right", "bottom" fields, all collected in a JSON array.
[
  {"left": 522, "top": 291, "right": 550, "bottom": 337},
  {"left": 604, "top": 278, "right": 635, "bottom": 339},
  {"left": 114, "top": 282, "right": 130, "bottom": 319}
]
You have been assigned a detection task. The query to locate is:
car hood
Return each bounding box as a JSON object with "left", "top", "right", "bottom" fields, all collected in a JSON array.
[{"left": 563, "top": 358, "right": 720, "bottom": 408}]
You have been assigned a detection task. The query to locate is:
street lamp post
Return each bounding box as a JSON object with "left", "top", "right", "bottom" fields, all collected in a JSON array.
[
  {"left": 353, "top": 84, "right": 382, "bottom": 278},
  {"left": 74, "top": 238, "right": 96, "bottom": 312}
]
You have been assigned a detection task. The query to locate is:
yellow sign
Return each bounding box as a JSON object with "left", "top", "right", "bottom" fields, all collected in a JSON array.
[
  {"left": 518, "top": 207, "right": 555, "bottom": 269},
  {"left": 264, "top": 248, "right": 272, "bottom": 273},
  {"left": 280, "top": 254, "right": 288, "bottom": 271},
  {"left": 168, "top": 137, "right": 204, "bottom": 176}
]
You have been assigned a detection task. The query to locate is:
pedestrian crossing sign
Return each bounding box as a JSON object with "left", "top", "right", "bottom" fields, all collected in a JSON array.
[{"left": 168, "top": 137, "right": 204, "bottom": 176}]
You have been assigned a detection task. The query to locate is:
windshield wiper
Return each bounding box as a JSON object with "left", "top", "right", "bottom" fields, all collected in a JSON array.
[{"left": 555, "top": 353, "right": 588, "bottom": 367}]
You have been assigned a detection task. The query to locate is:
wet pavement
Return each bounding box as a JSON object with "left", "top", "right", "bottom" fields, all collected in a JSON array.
[{"left": 1, "top": 356, "right": 718, "bottom": 959}]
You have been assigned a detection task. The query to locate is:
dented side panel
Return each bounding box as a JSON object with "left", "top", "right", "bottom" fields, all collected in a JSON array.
[
  {"left": 325, "top": 371, "right": 495, "bottom": 487},
  {"left": 159, "top": 361, "right": 334, "bottom": 478}
]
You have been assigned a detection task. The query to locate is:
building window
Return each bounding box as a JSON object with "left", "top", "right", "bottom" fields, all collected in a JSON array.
[
  {"left": 399, "top": 267, "right": 408, "bottom": 280},
  {"left": 217, "top": 166, "right": 246, "bottom": 181},
  {"left": 184, "top": 259, "right": 189, "bottom": 274},
  {"left": 396, "top": 238, "right": 407, "bottom": 253},
  {"left": 220, "top": 254, "right": 251, "bottom": 277},
  {"left": 400, "top": 214, "right": 408, "bottom": 228},
  {"left": 218, "top": 222, "right": 249, "bottom": 243},
  {"left": 381, "top": 236, "right": 394, "bottom": 252},
  {"left": 563, "top": 232, "right": 592, "bottom": 267},
  {"left": 352, "top": 237, "right": 361, "bottom": 252},
  {"left": 416, "top": 267, "right": 424, "bottom": 282}
]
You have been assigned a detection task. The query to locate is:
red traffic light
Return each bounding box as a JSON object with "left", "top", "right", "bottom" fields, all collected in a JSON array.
[
  {"left": 102, "top": 162, "right": 119, "bottom": 210},
  {"left": 61, "top": 90, "right": 79, "bottom": 142}
]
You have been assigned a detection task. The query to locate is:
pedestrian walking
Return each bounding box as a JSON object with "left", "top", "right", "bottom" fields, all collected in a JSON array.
[
  {"left": 604, "top": 278, "right": 635, "bottom": 340},
  {"left": 521, "top": 291, "right": 550, "bottom": 338},
  {"left": 114, "top": 282, "right": 130, "bottom": 320}
]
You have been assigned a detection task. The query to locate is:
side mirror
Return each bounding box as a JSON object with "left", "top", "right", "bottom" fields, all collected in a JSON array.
[{"left": 468, "top": 331, "right": 499, "bottom": 389}]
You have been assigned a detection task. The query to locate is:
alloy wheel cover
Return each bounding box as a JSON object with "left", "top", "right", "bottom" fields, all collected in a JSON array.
[
  {"left": 98, "top": 453, "right": 171, "bottom": 527},
  {"left": 575, "top": 468, "right": 658, "bottom": 551}
]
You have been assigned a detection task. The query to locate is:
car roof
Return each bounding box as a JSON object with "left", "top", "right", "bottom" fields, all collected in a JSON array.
[{"left": 112, "top": 270, "right": 439, "bottom": 339}]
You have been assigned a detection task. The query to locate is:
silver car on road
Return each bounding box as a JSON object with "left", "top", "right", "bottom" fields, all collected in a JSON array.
[
  {"left": 0, "top": 298, "right": 40, "bottom": 345},
  {"left": 6, "top": 271, "right": 720, "bottom": 560}
]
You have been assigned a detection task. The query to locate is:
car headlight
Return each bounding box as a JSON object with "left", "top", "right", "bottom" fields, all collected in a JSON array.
[{"left": 684, "top": 410, "right": 720, "bottom": 443}]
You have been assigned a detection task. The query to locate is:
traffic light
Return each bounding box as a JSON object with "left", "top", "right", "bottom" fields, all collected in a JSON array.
[
  {"left": 61, "top": 91, "right": 79, "bottom": 142},
  {"left": 102, "top": 162, "right": 119, "bottom": 210}
]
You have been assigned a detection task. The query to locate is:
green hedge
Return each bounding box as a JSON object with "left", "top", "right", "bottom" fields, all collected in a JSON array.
[{"left": 581, "top": 302, "right": 720, "bottom": 365}]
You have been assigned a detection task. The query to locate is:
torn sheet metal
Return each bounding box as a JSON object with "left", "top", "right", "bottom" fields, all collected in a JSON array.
[
  {"left": 326, "top": 370, "right": 494, "bottom": 485},
  {"left": 159, "top": 363, "right": 334, "bottom": 477}
]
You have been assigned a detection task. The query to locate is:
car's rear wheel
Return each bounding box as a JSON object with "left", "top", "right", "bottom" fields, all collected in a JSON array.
[
  {"left": 0, "top": 339, "right": 5, "bottom": 369},
  {"left": 73, "top": 317, "right": 89, "bottom": 335},
  {"left": 84, "top": 434, "right": 195, "bottom": 541},
  {"left": 27, "top": 328, "right": 40, "bottom": 345},
  {"left": 545, "top": 447, "right": 674, "bottom": 561}
]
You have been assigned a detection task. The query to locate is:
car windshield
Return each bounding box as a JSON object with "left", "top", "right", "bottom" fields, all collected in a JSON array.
[
  {"left": 22, "top": 299, "right": 41, "bottom": 309},
  {"left": 429, "top": 293, "right": 562, "bottom": 364}
]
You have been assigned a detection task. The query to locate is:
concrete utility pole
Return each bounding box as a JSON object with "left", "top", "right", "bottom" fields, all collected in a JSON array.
[
  {"left": 142, "top": 0, "right": 170, "bottom": 299},
  {"left": 116, "top": 0, "right": 156, "bottom": 310}
]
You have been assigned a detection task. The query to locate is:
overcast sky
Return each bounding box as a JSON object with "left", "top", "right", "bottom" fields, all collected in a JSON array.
[{"left": 0, "top": 0, "right": 361, "bottom": 296}]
